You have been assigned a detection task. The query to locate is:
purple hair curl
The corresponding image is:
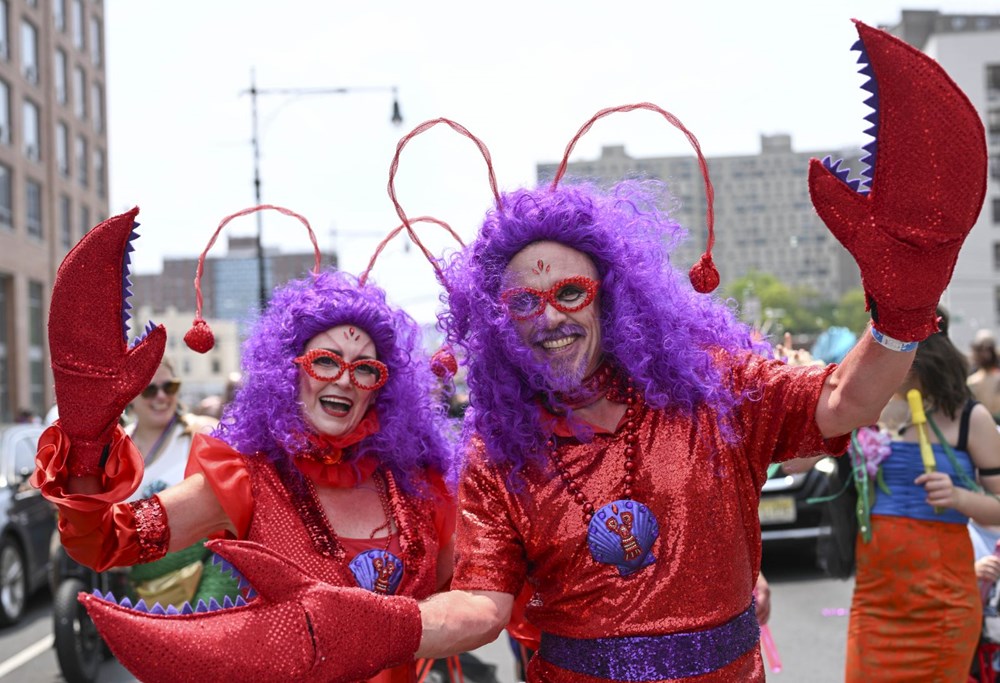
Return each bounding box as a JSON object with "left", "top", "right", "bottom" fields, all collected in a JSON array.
[
  {"left": 441, "top": 180, "right": 763, "bottom": 477},
  {"left": 215, "top": 269, "right": 455, "bottom": 495}
]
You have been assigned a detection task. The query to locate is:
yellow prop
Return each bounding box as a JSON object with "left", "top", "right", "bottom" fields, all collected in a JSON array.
[{"left": 907, "top": 388, "right": 941, "bottom": 513}]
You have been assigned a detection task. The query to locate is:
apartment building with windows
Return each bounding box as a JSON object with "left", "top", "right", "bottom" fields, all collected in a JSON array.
[
  {"left": 537, "top": 135, "right": 864, "bottom": 302},
  {"left": 0, "top": 0, "right": 107, "bottom": 420}
]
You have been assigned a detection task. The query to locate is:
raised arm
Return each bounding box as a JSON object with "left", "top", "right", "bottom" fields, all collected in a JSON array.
[{"left": 815, "top": 329, "right": 914, "bottom": 439}]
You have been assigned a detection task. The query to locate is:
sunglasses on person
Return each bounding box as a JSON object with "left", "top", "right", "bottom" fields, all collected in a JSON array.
[
  {"left": 500, "top": 276, "right": 600, "bottom": 321},
  {"left": 293, "top": 349, "right": 389, "bottom": 391},
  {"left": 140, "top": 379, "right": 182, "bottom": 399}
]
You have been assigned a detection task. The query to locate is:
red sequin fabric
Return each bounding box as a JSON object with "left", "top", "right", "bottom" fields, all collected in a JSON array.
[
  {"left": 454, "top": 354, "right": 847, "bottom": 682},
  {"left": 128, "top": 496, "right": 170, "bottom": 564}
]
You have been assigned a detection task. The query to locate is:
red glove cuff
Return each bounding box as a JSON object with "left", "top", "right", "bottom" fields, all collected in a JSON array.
[
  {"left": 868, "top": 297, "right": 937, "bottom": 344},
  {"left": 128, "top": 496, "right": 170, "bottom": 564}
]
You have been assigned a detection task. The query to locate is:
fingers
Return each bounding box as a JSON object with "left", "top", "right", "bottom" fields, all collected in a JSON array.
[
  {"left": 977, "top": 556, "right": 1000, "bottom": 583},
  {"left": 914, "top": 471, "right": 957, "bottom": 507},
  {"left": 754, "top": 574, "right": 771, "bottom": 626}
]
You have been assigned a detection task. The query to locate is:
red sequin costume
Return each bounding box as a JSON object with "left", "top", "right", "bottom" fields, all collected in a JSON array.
[{"left": 454, "top": 355, "right": 848, "bottom": 682}]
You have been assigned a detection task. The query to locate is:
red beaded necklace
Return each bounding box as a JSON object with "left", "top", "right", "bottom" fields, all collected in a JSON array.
[{"left": 547, "top": 376, "right": 643, "bottom": 524}]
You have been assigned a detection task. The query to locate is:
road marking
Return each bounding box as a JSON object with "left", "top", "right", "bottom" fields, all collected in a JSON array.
[{"left": 0, "top": 634, "right": 54, "bottom": 678}]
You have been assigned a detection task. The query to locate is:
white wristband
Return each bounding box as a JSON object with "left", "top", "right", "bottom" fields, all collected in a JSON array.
[{"left": 870, "top": 326, "right": 919, "bottom": 353}]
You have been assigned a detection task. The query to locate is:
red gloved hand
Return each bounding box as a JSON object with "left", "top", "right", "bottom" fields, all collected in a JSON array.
[
  {"left": 49, "top": 207, "right": 166, "bottom": 475},
  {"left": 809, "top": 21, "right": 986, "bottom": 343},
  {"left": 83, "top": 539, "right": 423, "bottom": 683}
]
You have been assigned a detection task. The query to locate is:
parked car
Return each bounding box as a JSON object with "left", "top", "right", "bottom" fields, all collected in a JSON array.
[
  {"left": 0, "top": 423, "right": 56, "bottom": 625},
  {"left": 759, "top": 455, "right": 855, "bottom": 575}
]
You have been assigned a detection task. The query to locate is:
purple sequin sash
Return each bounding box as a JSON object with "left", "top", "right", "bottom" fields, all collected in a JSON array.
[{"left": 538, "top": 603, "right": 759, "bottom": 680}]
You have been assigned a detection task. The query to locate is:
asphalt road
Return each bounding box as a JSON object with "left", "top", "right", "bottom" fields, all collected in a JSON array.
[{"left": 0, "top": 547, "right": 850, "bottom": 682}]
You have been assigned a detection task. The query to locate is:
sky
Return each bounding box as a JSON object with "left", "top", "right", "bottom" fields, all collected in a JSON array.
[{"left": 105, "top": 1, "right": 999, "bottom": 324}]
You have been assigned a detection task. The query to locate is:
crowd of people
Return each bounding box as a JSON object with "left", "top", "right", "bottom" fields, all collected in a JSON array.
[{"left": 31, "top": 18, "right": 995, "bottom": 683}]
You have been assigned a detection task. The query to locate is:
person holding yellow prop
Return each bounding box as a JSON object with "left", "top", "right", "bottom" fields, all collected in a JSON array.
[{"left": 847, "top": 331, "right": 1000, "bottom": 681}]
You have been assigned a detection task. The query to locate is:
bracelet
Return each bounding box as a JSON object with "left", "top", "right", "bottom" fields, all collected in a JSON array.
[
  {"left": 129, "top": 496, "right": 170, "bottom": 564},
  {"left": 870, "top": 326, "right": 919, "bottom": 353},
  {"left": 979, "top": 466, "right": 1000, "bottom": 477}
]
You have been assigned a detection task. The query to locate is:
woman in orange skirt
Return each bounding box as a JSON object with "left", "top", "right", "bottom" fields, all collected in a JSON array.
[{"left": 846, "top": 331, "right": 1000, "bottom": 681}]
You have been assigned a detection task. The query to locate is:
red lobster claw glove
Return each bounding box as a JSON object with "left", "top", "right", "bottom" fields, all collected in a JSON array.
[
  {"left": 83, "top": 539, "right": 423, "bottom": 683},
  {"left": 50, "top": 207, "right": 166, "bottom": 475},
  {"left": 809, "top": 21, "right": 987, "bottom": 343}
]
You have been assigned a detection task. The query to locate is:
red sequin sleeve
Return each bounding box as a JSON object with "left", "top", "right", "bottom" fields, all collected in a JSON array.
[
  {"left": 731, "top": 353, "right": 850, "bottom": 472},
  {"left": 31, "top": 424, "right": 155, "bottom": 571},
  {"left": 183, "top": 434, "right": 253, "bottom": 539},
  {"left": 451, "top": 441, "right": 526, "bottom": 596},
  {"left": 429, "top": 471, "right": 457, "bottom": 549}
]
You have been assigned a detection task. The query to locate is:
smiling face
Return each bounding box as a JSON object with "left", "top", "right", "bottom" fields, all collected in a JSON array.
[
  {"left": 132, "top": 363, "right": 179, "bottom": 431},
  {"left": 298, "top": 325, "right": 379, "bottom": 437},
  {"left": 503, "top": 241, "right": 603, "bottom": 385}
]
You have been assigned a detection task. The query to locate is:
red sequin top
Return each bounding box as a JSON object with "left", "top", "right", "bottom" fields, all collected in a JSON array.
[{"left": 454, "top": 354, "right": 848, "bottom": 681}]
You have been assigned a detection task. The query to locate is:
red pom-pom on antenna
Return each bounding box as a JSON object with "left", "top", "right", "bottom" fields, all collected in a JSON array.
[
  {"left": 689, "top": 254, "right": 720, "bottom": 294},
  {"left": 430, "top": 346, "right": 458, "bottom": 379},
  {"left": 184, "top": 318, "right": 215, "bottom": 353}
]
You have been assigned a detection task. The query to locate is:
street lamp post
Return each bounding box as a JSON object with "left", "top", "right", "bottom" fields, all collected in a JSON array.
[{"left": 243, "top": 70, "right": 403, "bottom": 309}]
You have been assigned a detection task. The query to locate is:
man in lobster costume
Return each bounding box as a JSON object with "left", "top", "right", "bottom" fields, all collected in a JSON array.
[
  {"left": 412, "top": 19, "right": 986, "bottom": 682},
  {"left": 35, "top": 19, "right": 986, "bottom": 683}
]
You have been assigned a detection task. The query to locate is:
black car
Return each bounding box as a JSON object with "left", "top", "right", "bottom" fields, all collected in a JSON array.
[
  {"left": 0, "top": 423, "right": 56, "bottom": 625},
  {"left": 759, "top": 455, "right": 856, "bottom": 575}
]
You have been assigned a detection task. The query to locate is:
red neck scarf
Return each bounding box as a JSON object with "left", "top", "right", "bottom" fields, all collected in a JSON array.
[{"left": 293, "top": 409, "right": 381, "bottom": 487}]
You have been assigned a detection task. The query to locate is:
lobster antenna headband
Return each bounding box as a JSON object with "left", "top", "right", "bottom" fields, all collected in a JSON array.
[
  {"left": 359, "top": 216, "right": 464, "bottom": 288},
  {"left": 388, "top": 118, "right": 503, "bottom": 243},
  {"left": 183, "top": 204, "right": 321, "bottom": 353},
  {"left": 551, "top": 102, "right": 720, "bottom": 294}
]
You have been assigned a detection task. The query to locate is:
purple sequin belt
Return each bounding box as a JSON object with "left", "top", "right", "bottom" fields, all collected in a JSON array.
[{"left": 538, "top": 602, "right": 759, "bottom": 680}]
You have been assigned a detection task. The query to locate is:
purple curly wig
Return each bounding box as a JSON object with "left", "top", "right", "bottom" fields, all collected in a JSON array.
[
  {"left": 441, "top": 180, "right": 763, "bottom": 475},
  {"left": 215, "top": 269, "right": 455, "bottom": 494}
]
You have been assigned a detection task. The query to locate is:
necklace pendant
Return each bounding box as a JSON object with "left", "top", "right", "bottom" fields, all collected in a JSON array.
[
  {"left": 349, "top": 549, "right": 404, "bottom": 595},
  {"left": 587, "top": 499, "right": 659, "bottom": 577}
]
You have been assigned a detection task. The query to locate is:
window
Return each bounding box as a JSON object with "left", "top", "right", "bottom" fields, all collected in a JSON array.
[
  {"left": 91, "top": 81, "right": 102, "bottom": 132},
  {"left": 25, "top": 179, "right": 41, "bottom": 239},
  {"left": 0, "top": 78, "right": 8, "bottom": 145},
  {"left": 59, "top": 194, "right": 70, "bottom": 247},
  {"left": 28, "top": 280, "right": 44, "bottom": 414},
  {"left": 22, "top": 99, "right": 39, "bottom": 160},
  {"left": 75, "top": 134, "right": 87, "bottom": 186},
  {"left": 73, "top": 65, "right": 85, "bottom": 119},
  {"left": 56, "top": 122, "right": 68, "bottom": 176},
  {"left": 94, "top": 147, "right": 104, "bottom": 197},
  {"left": 54, "top": 49, "right": 66, "bottom": 104},
  {"left": 0, "top": 275, "right": 10, "bottom": 422},
  {"left": 78, "top": 202, "right": 88, "bottom": 239},
  {"left": 20, "top": 20, "right": 37, "bottom": 84},
  {"left": 53, "top": 0, "right": 65, "bottom": 32},
  {"left": 990, "top": 109, "right": 1000, "bottom": 147},
  {"left": 71, "top": 0, "right": 82, "bottom": 49},
  {"left": 990, "top": 65, "right": 1000, "bottom": 103},
  {"left": 0, "top": 163, "right": 11, "bottom": 228},
  {"left": 89, "top": 15, "right": 101, "bottom": 66}
]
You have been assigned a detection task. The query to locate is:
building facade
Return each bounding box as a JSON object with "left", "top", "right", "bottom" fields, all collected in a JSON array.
[
  {"left": 131, "top": 235, "right": 337, "bottom": 323},
  {"left": 0, "top": 0, "right": 107, "bottom": 421},
  {"left": 538, "top": 135, "right": 864, "bottom": 302},
  {"left": 882, "top": 10, "right": 1000, "bottom": 351}
]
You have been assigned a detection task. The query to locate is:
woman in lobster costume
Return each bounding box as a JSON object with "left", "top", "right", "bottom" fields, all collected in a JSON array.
[{"left": 33, "top": 206, "right": 458, "bottom": 682}]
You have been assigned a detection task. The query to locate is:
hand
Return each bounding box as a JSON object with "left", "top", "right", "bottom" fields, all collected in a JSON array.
[
  {"left": 753, "top": 573, "right": 771, "bottom": 626},
  {"left": 807, "top": 21, "right": 986, "bottom": 342},
  {"left": 914, "top": 471, "right": 964, "bottom": 510},
  {"left": 976, "top": 555, "right": 1000, "bottom": 584},
  {"left": 49, "top": 208, "right": 165, "bottom": 475}
]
